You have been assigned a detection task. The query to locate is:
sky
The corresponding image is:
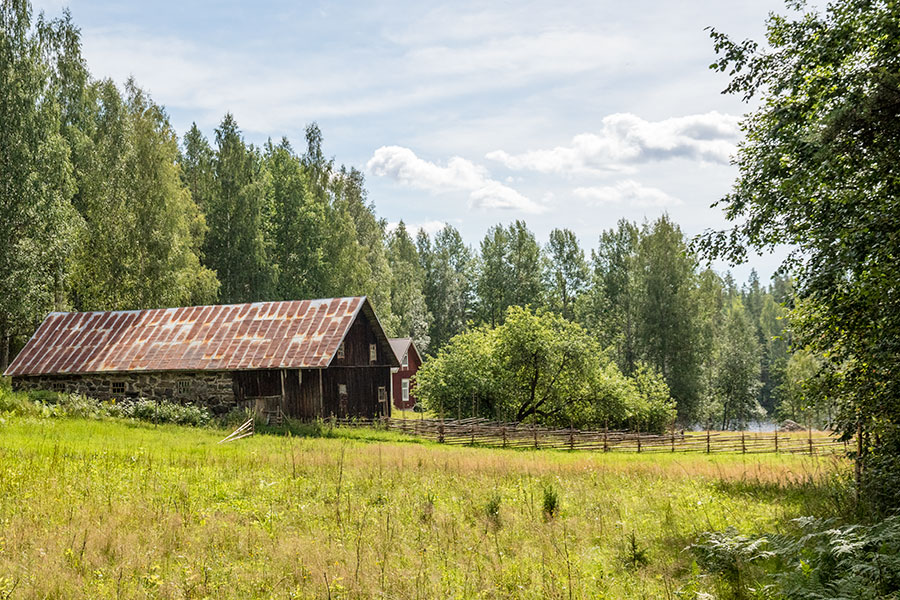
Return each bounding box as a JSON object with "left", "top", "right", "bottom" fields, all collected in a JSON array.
[{"left": 35, "top": 0, "right": 795, "bottom": 283}]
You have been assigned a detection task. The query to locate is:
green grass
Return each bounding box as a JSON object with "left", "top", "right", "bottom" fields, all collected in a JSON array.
[{"left": 0, "top": 414, "right": 851, "bottom": 599}]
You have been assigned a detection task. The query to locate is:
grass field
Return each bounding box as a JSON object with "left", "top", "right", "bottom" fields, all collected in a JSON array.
[{"left": 0, "top": 415, "right": 850, "bottom": 599}]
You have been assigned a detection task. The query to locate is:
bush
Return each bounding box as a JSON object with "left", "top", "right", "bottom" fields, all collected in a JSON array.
[
  {"left": 0, "top": 388, "right": 210, "bottom": 427},
  {"left": 124, "top": 399, "right": 210, "bottom": 426}
]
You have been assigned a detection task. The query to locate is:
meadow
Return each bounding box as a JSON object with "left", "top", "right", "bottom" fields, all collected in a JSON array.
[{"left": 0, "top": 414, "right": 850, "bottom": 599}]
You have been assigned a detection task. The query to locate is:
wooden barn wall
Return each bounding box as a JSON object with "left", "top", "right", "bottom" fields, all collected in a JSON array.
[{"left": 322, "top": 367, "right": 391, "bottom": 418}]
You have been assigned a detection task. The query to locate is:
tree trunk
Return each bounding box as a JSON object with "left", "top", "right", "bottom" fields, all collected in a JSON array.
[{"left": 0, "top": 319, "right": 9, "bottom": 373}]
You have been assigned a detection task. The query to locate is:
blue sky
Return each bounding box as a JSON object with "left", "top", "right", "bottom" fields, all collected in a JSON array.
[{"left": 37, "top": 0, "right": 794, "bottom": 282}]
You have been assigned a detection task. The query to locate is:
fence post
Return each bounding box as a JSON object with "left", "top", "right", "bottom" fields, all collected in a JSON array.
[
  {"left": 569, "top": 424, "right": 575, "bottom": 452},
  {"left": 774, "top": 425, "right": 778, "bottom": 453},
  {"left": 706, "top": 428, "right": 710, "bottom": 454},
  {"left": 671, "top": 424, "right": 676, "bottom": 453},
  {"left": 470, "top": 422, "right": 475, "bottom": 446},
  {"left": 438, "top": 420, "right": 445, "bottom": 444},
  {"left": 741, "top": 431, "right": 746, "bottom": 454},
  {"left": 502, "top": 426, "right": 507, "bottom": 448},
  {"left": 636, "top": 423, "right": 641, "bottom": 453},
  {"left": 604, "top": 422, "right": 609, "bottom": 452},
  {"left": 808, "top": 423, "right": 814, "bottom": 456},
  {"left": 533, "top": 422, "right": 539, "bottom": 449}
]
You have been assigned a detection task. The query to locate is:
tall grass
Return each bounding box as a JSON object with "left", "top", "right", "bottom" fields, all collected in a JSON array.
[{"left": 0, "top": 412, "right": 851, "bottom": 599}]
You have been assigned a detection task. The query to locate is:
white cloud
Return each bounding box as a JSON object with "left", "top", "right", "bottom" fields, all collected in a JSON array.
[
  {"left": 367, "top": 146, "right": 544, "bottom": 213},
  {"left": 487, "top": 112, "right": 741, "bottom": 175},
  {"left": 574, "top": 181, "right": 682, "bottom": 208}
]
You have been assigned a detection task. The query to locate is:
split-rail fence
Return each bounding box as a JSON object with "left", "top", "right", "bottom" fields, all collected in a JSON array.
[{"left": 315, "top": 416, "right": 849, "bottom": 455}]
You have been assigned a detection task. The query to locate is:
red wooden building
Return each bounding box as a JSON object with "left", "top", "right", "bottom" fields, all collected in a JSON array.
[{"left": 388, "top": 337, "right": 421, "bottom": 410}]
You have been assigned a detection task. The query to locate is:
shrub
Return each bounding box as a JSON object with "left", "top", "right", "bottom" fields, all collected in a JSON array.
[
  {"left": 542, "top": 484, "right": 559, "bottom": 519},
  {"left": 124, "top": 399, "right": 210, "bottom": 426},
  {"left": 485, "top": 493, "right": 502, "bottom": 526}
]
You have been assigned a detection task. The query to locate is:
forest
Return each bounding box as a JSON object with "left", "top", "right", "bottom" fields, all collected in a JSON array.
[{"left": 0, "top": 0, "right": 817, "bottom": 434}]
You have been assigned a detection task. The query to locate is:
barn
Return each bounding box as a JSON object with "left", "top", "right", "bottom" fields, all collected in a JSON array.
[{"left": 3, "top": 297, "right": 399, "bottom": 420}]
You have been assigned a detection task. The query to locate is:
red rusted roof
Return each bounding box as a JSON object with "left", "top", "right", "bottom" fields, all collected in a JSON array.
[{"left": 5, "top": 297, "right": 386, "bottom": 376}]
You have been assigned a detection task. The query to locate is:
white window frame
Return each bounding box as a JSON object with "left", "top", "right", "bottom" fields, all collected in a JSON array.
[
  {"left": 369, "top": 343, "right": 377, "bottom": 362},
  {"left": 401, "top": 351, "right": 409, "bottom": 369},
  {"left": 401, "top": 378, "right": 410, "bottom": 403},
  {"left": 378, "top": 386, "right": 387, "bottom": 403},
  {"left": 338, "top": 383, "right": 347, "bottom": 396}
]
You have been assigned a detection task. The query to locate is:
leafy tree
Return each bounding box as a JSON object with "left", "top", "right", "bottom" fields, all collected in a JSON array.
[
  {"left": 635, "top": 215, "right": 703, "bottom": 423},
  {"left": 703, "top": 0, "right": 900, "bottom": 502},
  {"left": 475, "top": 225, "right": 509, "bottom": 326},
  {"left": 417, "top": 306, "right": 675, "bottom": 432},
  {"left": 543, "top": 228, "right": 588, "bottom": 321},
  {"left": 0, "top": 0, "right": 78, "bottom": 368},
  {"left": 205, "top": 114, "right": 274, "bottom": 303},
  {"left": 70, "top": 80, "right": 219, "bottom": 311},
  {"left": 714, "top": 298, "right": 763, "bottom": 429},
  {"left": 775, "top": 347, "right": 819, "bottom": 424},
  {"left": 386, "top": 222, "right": 431, "bottom": 350},
  {"left": 505, "top": 220, "right": 543, "bottom": 309},
  {"left": 264, "top": 138, "right": 327, "bottom": 300},
  {"left": 418, "top": 225, "right": 473, "bottom": 352},
  {"left": 577, "top": 219, "right": 640, "bottom": 373}
]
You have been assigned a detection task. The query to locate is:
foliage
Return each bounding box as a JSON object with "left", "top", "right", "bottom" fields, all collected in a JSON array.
[
  {"left": 692, "top": 516, "right": 900, "bottom": 600},
  {"left": 0, "top": 0, "right": 79, "bottom": 366},
  {"left": 714, "top": 297, "right": 764, "bottom": 430},
  {"left": 702, "top": 0, "right": 900, "bottom": 509},
  {"left": 417, "top": 306, "right": 676, "bottom": 431},
  {"left": 543, "top": 228, "right": 588, "bottom": 322},
  {"left": 0, "top": 386, "right": 210, "bottom": 426}
]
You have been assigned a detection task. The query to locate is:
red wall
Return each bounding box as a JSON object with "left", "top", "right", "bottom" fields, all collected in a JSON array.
[{"left": 392, "top": 343, "right": 421, "bottom": 410}]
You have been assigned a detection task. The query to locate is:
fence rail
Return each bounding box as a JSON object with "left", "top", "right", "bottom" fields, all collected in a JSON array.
[{"left": 318, "top": 416, "right": 849, "bottom": 455}]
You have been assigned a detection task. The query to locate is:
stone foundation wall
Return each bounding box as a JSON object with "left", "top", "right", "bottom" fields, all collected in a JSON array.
[{"left": 12, "top": 371, "right": 237, "bottom": 414}]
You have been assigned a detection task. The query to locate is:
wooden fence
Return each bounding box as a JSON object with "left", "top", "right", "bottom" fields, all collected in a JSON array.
[{"left": 320, "top": 416, "right": 850, "bottom": 455}]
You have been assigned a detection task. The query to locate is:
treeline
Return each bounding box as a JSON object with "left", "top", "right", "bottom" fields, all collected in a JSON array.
[
  {"left": 415, "top": 217, "right": 810, "bottom": 429},
  {"left": 1, "top": 0, "right": 816, "bottom": 428}
]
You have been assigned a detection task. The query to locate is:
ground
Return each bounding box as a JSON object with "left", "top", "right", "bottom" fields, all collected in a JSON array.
[{"left": 0, "top": 415, "right": 848, "bottom": 599}]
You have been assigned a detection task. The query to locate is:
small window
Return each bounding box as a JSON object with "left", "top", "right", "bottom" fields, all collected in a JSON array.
[
  {"left": 338, "top": 383, "right": 347, "bottom": 396},
  {"left": 111, "top": 381, "right": 125, "bottom": 395},
  {"left": 401, "top": 351, "right": 409, "bottom": 369},
  {"left": 52, "top": 382, "right": 65, "bottom": 392},
  {"left": 369, "top": 343, "right": 377, "bottom": 362},
  {"left": 177, "top": 380, "right": 191, "bottom": 395},
  {"left": 337, "top": 342, "right": 345, "bottom": 359},
  {"left": 401, "top": 379, "right": 410, "bottom": 403},
  {"left": 378, "top": 386, "right": 387, "bottom": 403}
]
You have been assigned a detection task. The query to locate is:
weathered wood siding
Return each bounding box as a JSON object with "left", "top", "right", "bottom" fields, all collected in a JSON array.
[{"left": 232, "top": 310, "right": 393, "bottom": 419}]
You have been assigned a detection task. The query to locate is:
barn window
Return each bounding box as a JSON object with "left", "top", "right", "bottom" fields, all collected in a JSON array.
[
  {"left": 338, "top": 383, "right": 347, "bottom": 396},
  {"left": 111, "top": 381, "right": 125, "bottom": 395},
  {"left": 53, "top": 382, "right": 65, "bottom": 393},
  {"left": 369, "top": 344, "right": 377, "bottom": 362},
  {"left": 177, "top": 379, "right": 191, "bottom": 395},
  {"left": 337, "top": 342, "right": 345, "bottom": 359},
  {"left": 401, "top": 379, "right": 410, "bottom": 403},
  {"left": 378, "top": 386, "right": 387, "bottom": 403},
  {"left": 401, "top": 351, "right": 409, "bottom": 369}
]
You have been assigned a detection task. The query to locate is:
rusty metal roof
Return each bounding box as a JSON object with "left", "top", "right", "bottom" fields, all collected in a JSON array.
[{"left": 5, "top": 297, "right": 387, "bottom": 376}]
